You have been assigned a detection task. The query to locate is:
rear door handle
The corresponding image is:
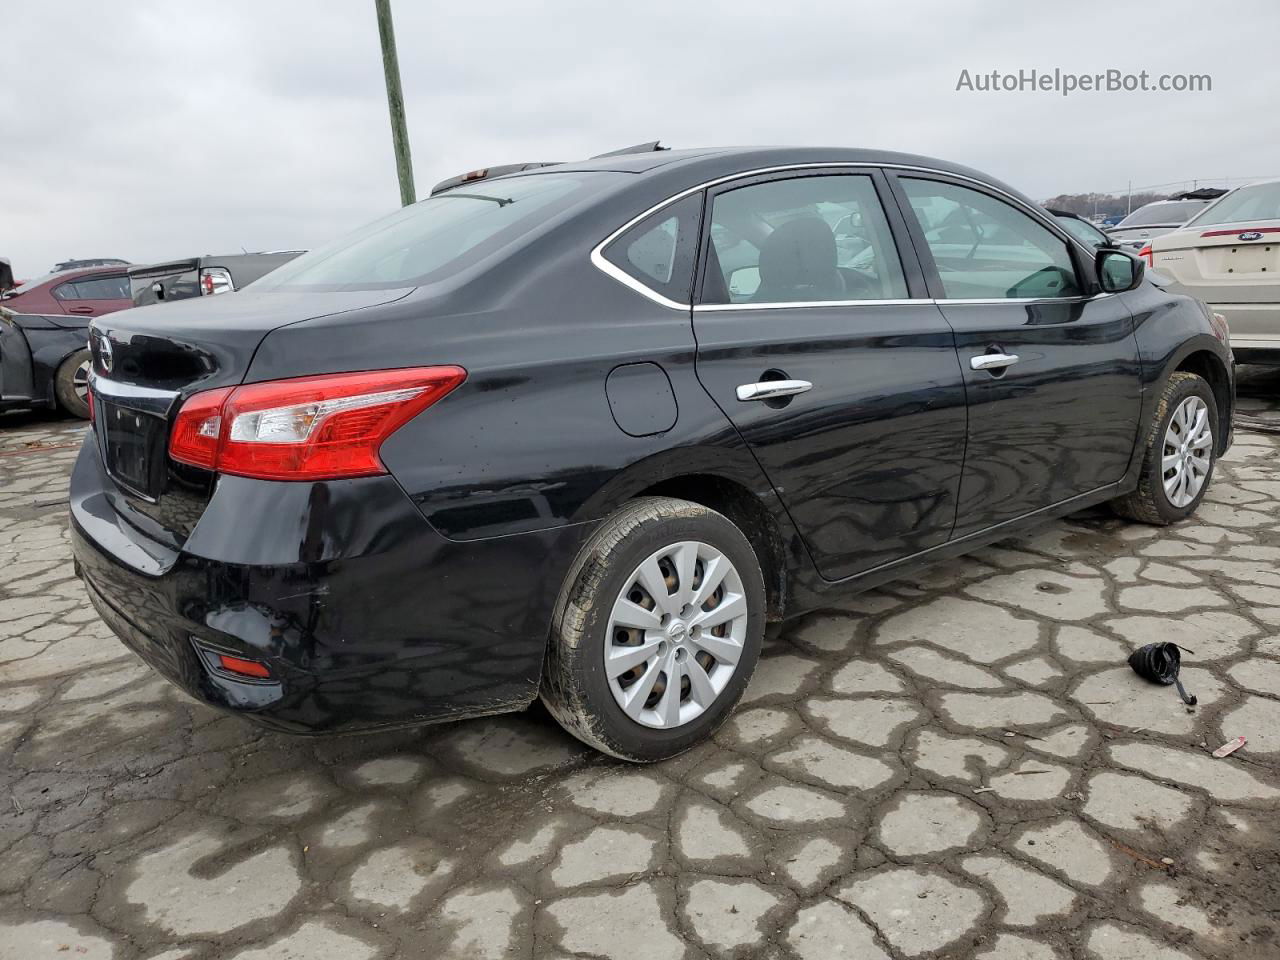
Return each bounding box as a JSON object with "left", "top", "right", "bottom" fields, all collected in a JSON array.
[
  {"left": 736, "top": 379, "right": 813, "bottom": 402},
  {"left": 68, "top": 306, "right": 95, "bottom": 314},
  {"left": 969, "top": 353, "right": 1019, "bottom": 372}
]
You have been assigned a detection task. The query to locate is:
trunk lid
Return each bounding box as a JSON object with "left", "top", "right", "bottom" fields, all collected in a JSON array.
[
  {"left": 88, "top": 288, "right": 412, "bottom": 548},
  {"left": 1151, "top": 221, "right": 1280, "bottom": 304},
  {"left": 1107, "top": 225, "right": 1178, "bottom": 248}
]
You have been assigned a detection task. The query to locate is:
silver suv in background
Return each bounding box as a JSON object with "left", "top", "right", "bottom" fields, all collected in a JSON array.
[{"left": 1106, "top": 196, "right": 1218, "bottom": 250}]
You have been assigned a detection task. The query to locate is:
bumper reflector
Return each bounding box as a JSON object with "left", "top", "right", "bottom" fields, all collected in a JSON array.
[{"left": 217, "top": 654, "right": 272, "bottom": 679}]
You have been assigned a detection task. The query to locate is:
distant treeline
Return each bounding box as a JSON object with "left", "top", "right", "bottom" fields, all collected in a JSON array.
[{"left": 1044, "top": 192, "right": 1171, "bottom": 219}]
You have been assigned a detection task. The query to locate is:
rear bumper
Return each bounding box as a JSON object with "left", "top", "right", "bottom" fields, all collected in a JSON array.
[
  {"left": 70, "top": 438, "right": 594, "bottom": 733},
  {"left": 1212, "top": 302, "right": 1280, "bottom": 344}
]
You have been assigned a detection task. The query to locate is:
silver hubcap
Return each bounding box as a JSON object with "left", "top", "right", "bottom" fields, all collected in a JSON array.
[
  {"left": 73, "top": 360, "right": 91, "bottom": 401},
  {"left": 605, "top": 541, "right": 748, "bottom": 729},
  {"left": 1162, "top": 395, "right": 1213, "bottom": 508}
]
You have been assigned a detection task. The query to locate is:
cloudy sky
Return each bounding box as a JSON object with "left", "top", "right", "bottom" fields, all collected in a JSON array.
[{"left": 5, "top": 0, "right": 1278, "bottom": 276}]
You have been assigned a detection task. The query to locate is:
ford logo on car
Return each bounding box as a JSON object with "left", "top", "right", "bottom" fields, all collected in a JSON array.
[{"left": 1239, "top": 231, "right": 1264, "bottom": 241}]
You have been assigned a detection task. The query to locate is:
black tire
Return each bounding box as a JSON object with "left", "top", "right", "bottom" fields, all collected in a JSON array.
[
  {"left": 1111, "top": 371, "right": 1218, "bottom": 525},
  {"left": 54, "top": 349, "right": 92, "bottom": 419},
  {"left": 540, "top": 496, "right": 766, "bottom": 762}
]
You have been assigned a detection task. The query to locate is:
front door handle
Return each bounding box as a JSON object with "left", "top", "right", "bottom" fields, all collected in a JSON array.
[
  {"left": 736, "top": 379, "right": 813, "bottom": 402},
  {"left": 68, "top": 306, "right": 95, "bottom": 314},
  {"left": 970, "top": 353, "right": 1019, "bottom": 372}
]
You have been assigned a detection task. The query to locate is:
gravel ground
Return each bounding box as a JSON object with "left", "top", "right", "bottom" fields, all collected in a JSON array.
[{"left": 1, "top": 367, "right": 1278, "bottom": 960}]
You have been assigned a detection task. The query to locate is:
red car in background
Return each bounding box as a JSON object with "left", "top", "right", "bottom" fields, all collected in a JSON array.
[
  {"left": 1, "top": 265, "right": 133, "bottom": 419},
  {"left": 0, "top": 264, "right": 134, "bottom": 317}
]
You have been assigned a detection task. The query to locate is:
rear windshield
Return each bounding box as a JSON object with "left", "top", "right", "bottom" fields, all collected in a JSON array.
[
  {"left": 2, "top": 271, "right": 62, "bottom": 295},
  {"left": 253, "top": 172, "right": 617, "bottom": 292},
  {"left": 1115, "top": 201, "right": 1206, "bottom": 228},
  {"left": 1186, "top": 181, "right": 1280, "bottom": 227}
]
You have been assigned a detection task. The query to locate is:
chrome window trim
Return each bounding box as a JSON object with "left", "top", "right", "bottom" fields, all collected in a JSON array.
[
  {"left": 590, "top": 253, "right": 690, "bottom": 311},
  {"left": 934, "top": 293, "right": 1114, "bottom": 306},
  {"left": 693, "top": 292, "right": 1112, "bottom": 312},
  {"left": 694, "top": 298, "right": 921, "bottom": 313},
  {"left": 589, "top": 161, "right": 1084, "bottom": 309}
]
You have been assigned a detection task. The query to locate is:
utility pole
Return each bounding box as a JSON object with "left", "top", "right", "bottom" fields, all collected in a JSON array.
[
  {"left": 1126, "top": 180, "right": 1132, "bottom": 215},
  {"left": 375, "top": 0, "right": 416, "bottom": 206}
]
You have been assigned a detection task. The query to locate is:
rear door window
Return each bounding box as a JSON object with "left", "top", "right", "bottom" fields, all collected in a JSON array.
[
  {"left": 600, "top": 193, "right": 703, "bottom": 304},
  {"left": 701, "top": 174, "right": 908, "bottom": 304},
  {"left": 901, "top": 179, "right": 1082, "bottom": 299},
  {"left": 53, "top": 275, "right": 130, "bottom": 300}
]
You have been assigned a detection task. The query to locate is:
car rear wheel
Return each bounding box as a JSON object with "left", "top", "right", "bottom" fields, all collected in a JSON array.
[
  {"left": 54, "top": 349, "right": 92, "bottom": 419},
  {"left": 1111, "top": 371, "right": 1218, "bottom": 524},
  {"left": 541, "top": 497, "right": 766, "bottom": 762}
]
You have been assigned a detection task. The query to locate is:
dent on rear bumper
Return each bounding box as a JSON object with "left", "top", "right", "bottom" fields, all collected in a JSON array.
[{"left": 69, "top": 441, "right": 595, "bottom": 733}]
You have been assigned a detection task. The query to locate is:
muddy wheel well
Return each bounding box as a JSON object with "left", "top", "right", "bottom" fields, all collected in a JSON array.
[
  {"left": 1173, "top": 350, "right": 1232, "bottom": 454},
  {"left": 635, "top": 475, "right": 787, "bottom": 621}
]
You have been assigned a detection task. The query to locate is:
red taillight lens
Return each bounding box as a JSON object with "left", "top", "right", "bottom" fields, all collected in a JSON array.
[
  {"left": 170, "top": 387, "right": 233, "bottom": 468},
  {"left": 1138, "top": 245, "right": 1153, "bottom": 267},
  {"left": 169, "top": 367, "right": 465, "bottom": 480},
  {"left": 217, "top": 654, "right": 272, "bottom": 679},
  {"left": 87, "top": 384, "right": 95, "bottom": 423}
]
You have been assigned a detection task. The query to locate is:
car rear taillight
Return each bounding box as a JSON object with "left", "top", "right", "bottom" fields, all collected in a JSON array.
[
  {"left": 1138, "top": 245, "right": 1153, "bottom": 267},
  {"left": 1200, "top": 226, "right": 1280, "bottom": 239},
  {"left": 199, "top": 267, "right": 234, "bottom": 296},
  {"left": 169, "top": 367, "right": 466, "bottom": 480},
  {"left": 169, "top": 387, "right": 233, "bottom": 469},
  {"left": 1211, "top": 311, "right": 1230, "bottom": 342}
]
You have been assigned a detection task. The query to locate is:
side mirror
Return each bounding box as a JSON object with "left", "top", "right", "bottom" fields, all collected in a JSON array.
[{"left": 1096, "top": 249, "right": 1144, "bottom": 293}]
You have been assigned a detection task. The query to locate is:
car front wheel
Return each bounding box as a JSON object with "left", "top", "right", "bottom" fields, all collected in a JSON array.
[
  {"left": 1112, "top": 371, "right": 1218, "bottom": 524},
  {"left": 541, "top": 497, "right": 766, "bottom": 762}
]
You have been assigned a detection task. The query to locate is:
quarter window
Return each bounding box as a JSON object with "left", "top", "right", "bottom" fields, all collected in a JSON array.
[
  {"left": 602, "top": 193, "right": 703, "bottom": 304},
  {"left": 902, "top": 179, "right": 1081, "bottom": 299},
  {"left": 702, "top": 175, "right": 908, "bottom": 305}
]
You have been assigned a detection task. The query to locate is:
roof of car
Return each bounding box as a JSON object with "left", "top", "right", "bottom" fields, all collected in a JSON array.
[
  {"left": 485, "top": 146, "right": 1024, "bottom": 202},
  {"left": 537, "top": 145, "right": 983, "bottom": 176},
  {"left": 1227, "top": 177, "right": 1280, "bottom": 189},
  {"left": 52, "top": 258, "right": 130, "bottom": 271},
  {"left": 23, "top": 264, "right": 130, "bottom": 286},
  {"left": 547, "top": 147, "right": 727, "bottom": 173}
]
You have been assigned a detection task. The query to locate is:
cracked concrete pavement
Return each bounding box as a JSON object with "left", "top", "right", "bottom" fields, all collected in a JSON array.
[{"left": 2, "top": 368, "right": 1279, "bottom": 960}]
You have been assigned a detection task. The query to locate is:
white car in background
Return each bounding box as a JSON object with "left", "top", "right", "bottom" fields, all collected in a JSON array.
[
  {"left": 1106, "top": 198, "right": 1216, "bottom": 251},
  {"left": 1146, "top": 179, "right": 1280, "bottom": 364}
]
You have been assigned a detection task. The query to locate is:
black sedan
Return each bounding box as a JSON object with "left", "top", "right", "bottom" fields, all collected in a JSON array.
[
  {"left": 71, "top": 145, "right": 1234, "bottom": 761},
  {"left": 1, "top": 307, "right": 92, "bottom": 418}
]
